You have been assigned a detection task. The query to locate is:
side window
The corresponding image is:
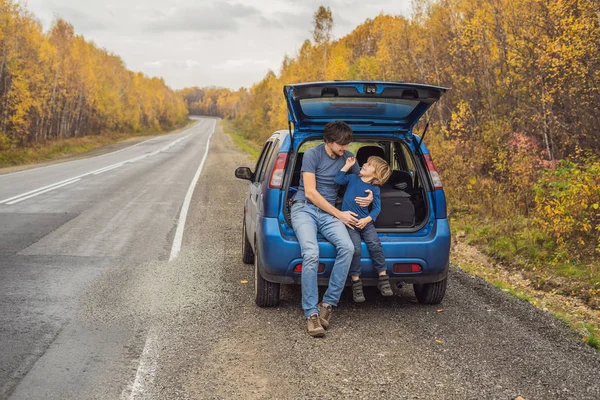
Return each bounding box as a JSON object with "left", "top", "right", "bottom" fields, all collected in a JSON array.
[
  {"left": 254, "top": 142, "right": 272, "bottom": 183},
  {"left": 256, "top": 141, "right": 277, "bottom": 183},
  {"left": 390, "top": 143, "right": 401, "bottom": 170},
  {"left": 400, "top": 144, "right": 416, "bottom": 174}
]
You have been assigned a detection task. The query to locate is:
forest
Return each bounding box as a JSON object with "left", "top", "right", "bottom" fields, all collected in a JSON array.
[
  {"left": 180, "top": 1, "right": 600, "bottom": 308},
  {"left": 0, "top": 0, "right": 188, "bottom": 152}
]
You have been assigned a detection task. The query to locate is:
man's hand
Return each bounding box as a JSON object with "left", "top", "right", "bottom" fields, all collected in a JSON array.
[
  {"left": 338, "top": 210, "right": 358, "bottom": 229},
  {"left": 355, "top": 216, "right": 372, "bottom": 230},
  {"left": 355, "top": 189, "right": 373, "bottom": 207},
  {"left": 341, "top": 156, "right": 356, "bottom": 172}
]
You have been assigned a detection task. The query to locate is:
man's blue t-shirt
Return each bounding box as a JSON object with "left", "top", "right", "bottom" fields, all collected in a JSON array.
[
  {"left": 334, "top": 172, "right": 381, "bottom": 221},
  {"left": 293, "top": 143, "right": 360, "bottom": 206}
]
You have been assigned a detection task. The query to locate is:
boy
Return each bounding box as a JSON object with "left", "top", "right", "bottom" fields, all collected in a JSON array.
[{"left": 334, "top": 155, "right": 393, "bottom": 302}]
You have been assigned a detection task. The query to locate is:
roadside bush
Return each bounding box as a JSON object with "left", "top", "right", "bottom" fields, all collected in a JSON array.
[
  {"left": 0, "top": 133, "right": 15, "bottom": 151},
  {"left": 534, "top": 152, "right": 600, "bottom": 260}
]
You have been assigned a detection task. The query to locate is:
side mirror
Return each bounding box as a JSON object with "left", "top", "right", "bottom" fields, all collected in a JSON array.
[{"left": 235, "top": 167, "right": 253, "bottom": 181}]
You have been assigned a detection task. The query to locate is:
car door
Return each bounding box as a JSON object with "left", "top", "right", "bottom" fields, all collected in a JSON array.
[{"left": 247, "top": 140, "right": 276, "bottom": 244}]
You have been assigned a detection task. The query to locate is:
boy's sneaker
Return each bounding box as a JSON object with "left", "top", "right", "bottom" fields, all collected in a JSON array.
[
  {"left": 352, "top": 279, "right": 366, "bottom": 303},
  {"left": 307, "top": 314, "right": 325, "bottom": 337},
  {"left": 378, "top": 275, "right": 394, "bottom": 296},
  {"left": 318, "top": 303, "right": 333, "bottom": 329}
]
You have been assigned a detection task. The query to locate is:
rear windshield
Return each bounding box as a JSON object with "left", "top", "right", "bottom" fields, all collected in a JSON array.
[{"left": 299, "top": 97, "right": 420, "bottom": 119}]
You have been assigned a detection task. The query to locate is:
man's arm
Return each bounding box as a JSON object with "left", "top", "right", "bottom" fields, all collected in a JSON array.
[{"left": 303, "top": 172, "right": 358, "bottom": 228}]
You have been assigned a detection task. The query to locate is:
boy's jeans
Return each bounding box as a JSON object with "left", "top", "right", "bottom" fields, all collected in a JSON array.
[
  {"left": 347, "top": 222, "right": 386, "bottom": 277},
  {"left": 291, "top": 202, "right": 354, "bottom": 319}
]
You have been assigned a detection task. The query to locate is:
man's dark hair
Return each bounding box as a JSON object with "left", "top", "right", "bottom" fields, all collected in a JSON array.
[{"left": 323, "top": 121, "right": 352, "bottom": 145}]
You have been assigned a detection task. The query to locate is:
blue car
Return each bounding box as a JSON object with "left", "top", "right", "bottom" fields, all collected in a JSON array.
[{"left": 235, "top": 81, "right": 450, "bottom": 307}]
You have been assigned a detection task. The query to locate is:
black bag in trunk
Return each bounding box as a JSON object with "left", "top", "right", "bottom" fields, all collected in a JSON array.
[{"left": 374, "top": 187, "right": 415, "bottom": 228}]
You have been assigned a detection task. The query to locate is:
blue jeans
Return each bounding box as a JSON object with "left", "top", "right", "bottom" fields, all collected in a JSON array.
[
  {"left": 347, "top": 222, "right": 386, "bottom": 277},
  {"left": 291, "top": 202, "right": 354, "bottom": 319}
]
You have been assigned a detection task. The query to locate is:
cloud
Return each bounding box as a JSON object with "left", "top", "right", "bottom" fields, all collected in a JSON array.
[
  {"left": 22, "top": 0, "right": 415, "bottom": 90},
  {"left": 212, "top": 58, "right": 273, "bottom": 71},
  {"left": 47, "top": 3, "right": 111, "bottom": 33},
  {"left": 262, "top": 10, "right": 313, "bottom": 31},
  {"left": 144, "top": 59, "right": 202, "bottom": 70},
  {"left": 143, "top": 2, "right": 262, "bottom": 33},
  {"left": 259, "top": 5, "right": 366, "bottom": 41}
]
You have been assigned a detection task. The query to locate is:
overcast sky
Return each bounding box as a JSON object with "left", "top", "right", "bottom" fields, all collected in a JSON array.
[{"left": 18, "top": 0, "right": 413, "bottom": 90}]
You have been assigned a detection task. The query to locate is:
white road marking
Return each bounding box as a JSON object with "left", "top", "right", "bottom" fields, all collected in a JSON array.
[
  {"left": 6, "top": 178, "right": 81, "bottom": 204},
  {"left": 0, "top": 177, "right": 81, "bottom": 204},
  {"left": 123, "top": 330, "right": 159, "bottom": 400},
  {"left": 124, "top": 120, "right": 216, "bottom": 399},
  {"left": 92, "top": 163, "right": 124, "bottom": 175},
  {"left": 169, "top": 120, "right": 216, "bottom": 261},
  {"left": 0, "top": 133, "right": 194, "bottom": 205}
]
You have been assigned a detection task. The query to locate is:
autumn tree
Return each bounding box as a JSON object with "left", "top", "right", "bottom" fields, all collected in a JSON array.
[
  {"left": 0, "top": 0, "right": 187, "bottom": 149},
  {"left": 312, "top": 6, "right": 334, "bottom": 79}
]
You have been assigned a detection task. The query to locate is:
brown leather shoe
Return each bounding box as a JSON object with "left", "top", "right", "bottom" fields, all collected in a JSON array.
[
  {"left": 318, "top": 303, "right": 333, "bottom": 329},
  {"left": 307, "top": 314, "right": 325, "bottom": 337}
]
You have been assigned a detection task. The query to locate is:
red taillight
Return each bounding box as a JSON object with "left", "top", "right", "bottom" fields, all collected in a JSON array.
[
  {"left": 269, "top": 153, "right": 288, "bottom": 188},
  {"left": 423, "top": 154, "right": 443, "bottom": 190},
  {"left": 294, "top": 263, "right": 326, "bottom": 273},
  {"left": 393, "top": 263, "right": 422, "bottom": 273}
]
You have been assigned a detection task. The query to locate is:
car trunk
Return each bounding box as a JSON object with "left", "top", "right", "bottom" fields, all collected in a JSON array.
[{"left": 281, "top": 137, "right": 431, "bottom": 234}]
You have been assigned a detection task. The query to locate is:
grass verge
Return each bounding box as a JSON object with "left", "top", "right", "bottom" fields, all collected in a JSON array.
[
  {"left": 221, "top": 120, "right": 262, "bottom": 161},
  {"left": 450, "top": 213, "right": 599, "bottom": 308},
  {"left": 0, "top": 119, "right": 194, "bottom": 169}
]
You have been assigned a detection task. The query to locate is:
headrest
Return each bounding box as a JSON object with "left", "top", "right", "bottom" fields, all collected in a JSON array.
[
  {"left": 387, "top": 170, "right": 413, "bottom": 191},
  {"left": 356, "top": 146, "right": 385, "bottom": 166}
]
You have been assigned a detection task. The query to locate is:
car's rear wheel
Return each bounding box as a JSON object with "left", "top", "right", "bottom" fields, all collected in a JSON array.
[
  {"left": 242, "top": 217, "right": 254, "bottom": 264},
  {"left": 254, "top": 246, "right": 280, "bottom": 307},
  {"left": 413, "top": 277, "right": 447, "bottom": 304}
]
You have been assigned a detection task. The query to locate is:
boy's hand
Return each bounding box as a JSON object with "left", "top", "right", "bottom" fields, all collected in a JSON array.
[
  {"left": 355, "top": 189, "right": 373, "bottom": 207},
  {"left": 343, "top": 156, "right": 356, "bottom": 170},
  {"left": 356, "top": 216, "right": 372, "bottom": 229}
]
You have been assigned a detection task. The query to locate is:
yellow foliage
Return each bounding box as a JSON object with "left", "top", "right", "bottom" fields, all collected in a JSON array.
[
  {"left": 534, "top": 154, "right": 600, "bottom": 258},
  {"left": 0, "top": 1, "right": 187, "bottom": 146}
]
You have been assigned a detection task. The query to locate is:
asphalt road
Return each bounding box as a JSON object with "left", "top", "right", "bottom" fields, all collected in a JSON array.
[
  {"left": 0, "top": 118, "right": 215, "bottom": 398},
  {"left": 1, "top": 117, "right": 600, "bottom": 399}
]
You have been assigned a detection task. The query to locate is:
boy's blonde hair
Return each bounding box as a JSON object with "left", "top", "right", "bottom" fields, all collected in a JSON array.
[{"left": 367, "top": 156, "right": 392, "bottom": 186}]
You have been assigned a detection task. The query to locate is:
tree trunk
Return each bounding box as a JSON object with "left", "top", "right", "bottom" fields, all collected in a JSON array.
[{"left": 541, "top": 76, "right": 553, "bottom": 161}]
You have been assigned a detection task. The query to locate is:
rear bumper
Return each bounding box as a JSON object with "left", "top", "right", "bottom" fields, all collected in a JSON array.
[{"left": 256, "top": 216, "right": 451, "bottom": 285}]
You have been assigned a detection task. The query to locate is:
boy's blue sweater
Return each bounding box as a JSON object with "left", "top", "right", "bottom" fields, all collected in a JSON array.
[{"left": 334, "top": 171, "right": 381, "bottom": 221}]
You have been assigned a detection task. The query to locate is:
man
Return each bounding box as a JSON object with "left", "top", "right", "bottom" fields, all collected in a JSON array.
[{"left": 290, "top": 121, "right": 372, "bottom": 337}]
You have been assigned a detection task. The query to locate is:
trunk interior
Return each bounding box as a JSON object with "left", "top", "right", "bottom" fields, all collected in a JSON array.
[{"left": 283, "top": 138, "right": 430, "bottom": 232}]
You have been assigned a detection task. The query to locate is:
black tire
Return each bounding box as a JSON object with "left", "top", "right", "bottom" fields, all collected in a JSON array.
[
  {"left": 242, "top": 217, "right": 254, "bottom": 264},
  {"left": 254, "top": 246, "right": 280, "bottom": 307},
  {"left": 413, "top": 277, "right": 447, "bottom": 304}
]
